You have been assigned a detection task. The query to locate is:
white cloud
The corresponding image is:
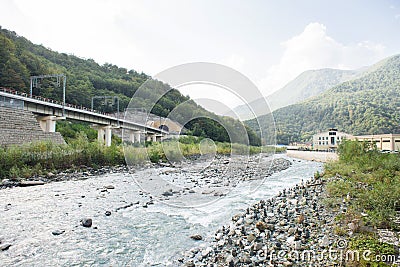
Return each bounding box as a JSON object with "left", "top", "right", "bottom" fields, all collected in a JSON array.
[{"left": 258, "top": 22, "right": 386, "bottom": 96}]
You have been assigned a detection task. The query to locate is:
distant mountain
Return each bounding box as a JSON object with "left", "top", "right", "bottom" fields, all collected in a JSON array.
[
  {"left": 232, "top": 68, "right": 365, "bottom": 120},
  {"left": 0, "top": 27, "right": 260, "bottom": 145},
  {"left": 246, "top": 55, "right": 400, "bottom": 144}
]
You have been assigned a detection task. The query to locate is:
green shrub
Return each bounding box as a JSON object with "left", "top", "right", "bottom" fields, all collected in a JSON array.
[
  {"left": 124, "top": 146, "right": 147, "bottom": 165},
  {"left": 326, "top": 140, "right": 400, "bottom": 231},
  {"left": 348, "top": 235, "right": 396, "bottom": 267},
  {"left": 9, "top": 165, "right": 20, "bottom": 180}
]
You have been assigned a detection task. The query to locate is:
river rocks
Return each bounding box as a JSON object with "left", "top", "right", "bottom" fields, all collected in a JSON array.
[
  {"left": 296, "top": 214, "right": 305, "bottom": 224},
  {"left": 81, "top": 218, "right": 92, "bottom": 227},
  {"left": 201, "top": 246, "right": 213, "bottom": 257},
  {"left": 156, "top": 155, "right": 292, "bottom": 206},
  {"left": 190, "top": 234, "right": 203, "bottom": 240},
  {"left": 1, "top": 165, "right": 130, "bottom": 189},
  {"left": 246, "top": 233, "right": 256, "bottom": 242},
  {"left": 0, "top": 243, "right": 11, "bottom": 251},
  {"left": 184, "top": 260, "right": 195, "bottom": 267},
  {"left": 255, "top": 221, "right": 267, "bottom": 231},
  {"left": 162, "top": 190, "right": 173, "bottom": 197},
  {"left": 179, "top": 176, "right": 349, "bottom": 266},
  {"left": 319, "top": 235, "right": 330, "bottom": 248},
  {"left": 4, "top": 203, "right": 11, "bottom": 211},
  {"left": 348, "top": 220, "right": 359, "bottom": 232},
  {"left": 104, "top": 185, "right": 115, "bottom": 189},
  {"left": 1, "top": 179, "right": 12, "bottom": 186},
  {"left": 115, "top": 203, "right": 134, "bottom": 211},
  {"left": 19, "top": 180, "right": 45, "bottom": 187},
  {"left": 215, "top": 232, "right": 223, "bottom": 240},
  {"left": 52, "top": 229, "right": 65, "bottom": 235}
]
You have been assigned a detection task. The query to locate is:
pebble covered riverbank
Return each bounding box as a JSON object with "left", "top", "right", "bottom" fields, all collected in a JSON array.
[
  {"left": 180, "top": 176, "right": 352, "bottom": 267},
  {"left": 0, "top": 165, "right": 130, "bottom": 189}
]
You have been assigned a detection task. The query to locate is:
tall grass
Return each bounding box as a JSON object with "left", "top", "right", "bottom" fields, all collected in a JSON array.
[
  {"left": 0, "top": 132, "right": 124, "bottom": 179},
  {"left": 1, "top": 134, "right": 284, "bottom": 180},
  {"left": 324, "top": 140, "right": 400, "bottom": 229},
  {"left": 323, "top": 140, "right": 400, "bottom": 267}
]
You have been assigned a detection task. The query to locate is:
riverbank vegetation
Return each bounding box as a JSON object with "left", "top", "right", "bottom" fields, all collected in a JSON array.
[
  {"left": 0, "top": 132, "right": 124, "bottom": 180},
  {"left": 0, "top": 133, "right": 284, "bottom": 180},
  {"left": 323, "top": 140, "right": 399, "bottom": 266}
]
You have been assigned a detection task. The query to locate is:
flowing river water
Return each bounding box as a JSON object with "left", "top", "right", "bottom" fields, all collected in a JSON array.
[{"left": 0, "top": 155, "right": 322, "bottom": 266}]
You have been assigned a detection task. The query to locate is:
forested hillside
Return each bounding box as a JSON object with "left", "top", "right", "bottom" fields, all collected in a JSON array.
[
  {"left": 246, "top": 55, "right": 400, "bottom": 144},
  {"left": 233, "top": 68, "right": 363, "bottom": 119},
  {"left": 0, "top": 27, "right": 260, "bottom": 145}
]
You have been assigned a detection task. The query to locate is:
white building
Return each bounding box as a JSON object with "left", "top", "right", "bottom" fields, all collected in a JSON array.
[
  {"left": 313, "top": 128, "right": 353, "bottom": 150},
  {"left": 353, "top": 133, "right": 400, "bottom": 151}
]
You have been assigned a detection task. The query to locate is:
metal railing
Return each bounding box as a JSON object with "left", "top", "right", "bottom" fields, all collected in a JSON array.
[
  {"left": 0, "top": 87, "right": 167, "bottom": 133},
  {"left": 0, "top": 87, "right": 115, "bottom": 117}
]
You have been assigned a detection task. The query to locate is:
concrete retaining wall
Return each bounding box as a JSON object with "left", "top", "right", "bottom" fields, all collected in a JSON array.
[
  {"left": 0, "top": 106, "right": 65, "bottom": 147},
  {"left": 286, "top": 150, "right": 338, "bottom": 163}
]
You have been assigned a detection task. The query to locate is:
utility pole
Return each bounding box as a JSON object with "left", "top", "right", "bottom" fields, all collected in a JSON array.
[
  {"left": 30, "top": 74, "right": 66, "bottom": 116},
  {"left": 91, "top": 96, "right": 120, "bottom": 125}
]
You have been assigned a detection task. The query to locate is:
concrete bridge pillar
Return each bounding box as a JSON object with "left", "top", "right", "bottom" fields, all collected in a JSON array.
[
  {"left": 96, "top": 125, "right": 112, "bottom": 146},
  {"left": 129, "top": 132, "right": 135, "bottom": 143},
  {"left": 146, "top": 134, "right": 157, "bottom": 142},
  {"left": 128, "top": 131, "right": 141, "bottom": 143},
  {"left": 104, "top": 126, "right": 112, "bottom": 147},
  {"left": 134, "top": 131, "right": 141, "bottom": 143},
  {"left": 390, "top": 136, "right": 395, "bottom": 151},
  {"left": 98, "top": 128, "right": 105, "bottom": 143},
  {"left": 37, "top": 116, "right": 57, "bottom": 132}
]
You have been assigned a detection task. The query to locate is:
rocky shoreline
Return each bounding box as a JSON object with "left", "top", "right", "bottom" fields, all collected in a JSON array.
[
  {"left": 153, "top": 155, "right": 292, "bottom": 206},
  {"left": 179, "top": 176, "right": 353, "bottom": 267},
  {"left": 0, "top": 153, "right": 290, "bottom": 192},
  {"left": 0, "top": 165, "right": 130, "bottom": 189}
]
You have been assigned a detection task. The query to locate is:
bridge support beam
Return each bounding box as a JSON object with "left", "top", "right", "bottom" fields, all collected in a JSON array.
[
  {"left": 104, "top": 126, "right": 112, "bottom": 147},
  {"left": 98, "top": 128, "right": 105, "bottom": 143},
  {"left": 128, "top": 131, "right": 142, "bottom": 143},
  {"left": 36, "top": 116, "right": 65, "bottom": 133},
  {"left": 135, "top": 131, "right": 141, "bottom": 143},
  {"left": 95, "top": 125, "right": 113, "bottom": 147},
  {"left": 146, "top": 134, "right": 157, "bottom": 142}
]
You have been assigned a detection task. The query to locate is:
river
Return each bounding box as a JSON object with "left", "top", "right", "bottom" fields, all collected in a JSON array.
[{"left": 0, "top": 155, "right": 322, "bottom": 266}]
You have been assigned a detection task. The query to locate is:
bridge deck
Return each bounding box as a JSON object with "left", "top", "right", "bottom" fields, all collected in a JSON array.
[{"left": 0, "top": 88, "right": 166, "bottom": 135}]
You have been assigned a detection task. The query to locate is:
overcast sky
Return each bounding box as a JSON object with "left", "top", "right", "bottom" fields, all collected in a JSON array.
[{"left": 2, "top": 0, "right": 400, "bottom": 109}]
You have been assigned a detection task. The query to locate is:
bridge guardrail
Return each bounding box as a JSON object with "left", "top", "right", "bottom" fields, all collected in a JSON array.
[
  {"left": 0, "top": 87, "right": 114, "bottom": 116},
  {"left": 0, "top": 87, "right": 167, "bottom": 134}
]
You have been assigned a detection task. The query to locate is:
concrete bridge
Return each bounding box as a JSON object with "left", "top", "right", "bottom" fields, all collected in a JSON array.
[{"left": 0, "top": 87, "right": 167, "bottom": 146}]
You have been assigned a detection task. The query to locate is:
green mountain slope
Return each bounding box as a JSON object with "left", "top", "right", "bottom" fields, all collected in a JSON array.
[
  {"left": 0, "top": 27, "right": 260, "bottom": 145},
  {"left": 232, "top": 68, "right": 364, "bottom": 119},
  {"left": 246, "top": 55, "right": 400, "bottom": 144}
]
